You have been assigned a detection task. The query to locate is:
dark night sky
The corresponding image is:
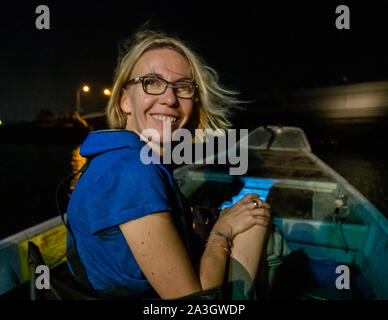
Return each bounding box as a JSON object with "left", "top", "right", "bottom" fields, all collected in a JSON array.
[{"left": 1, "top": 1, "right": 388, "bottom": 122}]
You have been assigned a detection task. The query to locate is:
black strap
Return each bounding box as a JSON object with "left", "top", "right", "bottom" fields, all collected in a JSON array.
[{"left": 56, "top": 159, "right": 94, "bottom": 291}]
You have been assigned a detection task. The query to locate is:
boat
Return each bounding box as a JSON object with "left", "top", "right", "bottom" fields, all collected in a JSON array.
[{"left": 1, "top": 125, "right": 387, "bottom": 299}]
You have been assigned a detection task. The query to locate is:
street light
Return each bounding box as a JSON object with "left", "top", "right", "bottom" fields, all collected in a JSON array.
[
  {"left": 75, "top": 85, "right": 111, "bottom": 116},
  {"left": 75, "top": 85, "right": 90, "bottom": 116}
]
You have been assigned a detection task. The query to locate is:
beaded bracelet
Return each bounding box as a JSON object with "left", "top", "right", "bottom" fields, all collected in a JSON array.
[{"left": 205, "top": 238, "right": 231, "bottom": 255}]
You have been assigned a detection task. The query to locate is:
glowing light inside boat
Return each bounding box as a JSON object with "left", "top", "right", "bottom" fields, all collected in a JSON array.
[{"left": 220, "top": 178, "right": 278, "bottom": 209}]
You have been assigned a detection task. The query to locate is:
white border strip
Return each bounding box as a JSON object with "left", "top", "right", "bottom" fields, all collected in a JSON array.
[{"left": 0, "top": 215, "right": 64, "bottom": 247}]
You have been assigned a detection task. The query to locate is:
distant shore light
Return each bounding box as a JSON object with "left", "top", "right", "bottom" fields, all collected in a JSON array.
[
  {"left": 82, "top": 85, "right": 90, "bottom": 92},
  {"left": 104, "top": 89, "right": 111, "bottom": 96}
]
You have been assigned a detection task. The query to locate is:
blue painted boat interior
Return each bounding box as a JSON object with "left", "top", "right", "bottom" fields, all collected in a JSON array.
[{"left": 198, "top": 173, "right": 388, "bottom": 299}]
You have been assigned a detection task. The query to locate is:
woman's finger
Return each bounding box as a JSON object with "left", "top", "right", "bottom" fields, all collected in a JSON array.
[
  {"left": 242, "top": 198, "right": 271, "bottom": 211},
  {"left": 250, "top": 208, "right": 271, "bottom": 218},
  {"left": 239, "top": 194, "right": 271, "bottom": 209},
  {"left": 255, "top": 216, "right": 270, "bottom": 227},
  {"left": 248, "top": 199, "right": 271, "bottom": 210},
  {"left": 239, "top": 193, "right": 261, "bottom": 205}
]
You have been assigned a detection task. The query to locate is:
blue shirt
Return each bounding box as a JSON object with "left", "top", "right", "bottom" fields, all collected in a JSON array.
[{"left": 66, "top": 130, "right": 194, "bottom": 298}]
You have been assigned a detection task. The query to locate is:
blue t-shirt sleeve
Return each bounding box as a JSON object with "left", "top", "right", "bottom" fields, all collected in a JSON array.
[{"left": 86, "top": 159, "right": 173, "bottom": 235}]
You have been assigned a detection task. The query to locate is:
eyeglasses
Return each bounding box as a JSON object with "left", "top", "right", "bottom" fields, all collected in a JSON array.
[{"left": 126, "top": 76, "right": 198, "bottom": 99}]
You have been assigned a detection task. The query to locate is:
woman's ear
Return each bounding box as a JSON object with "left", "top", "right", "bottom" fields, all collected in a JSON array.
[{"left": 120, "top": 89, "right": 132, "bottom": 115}]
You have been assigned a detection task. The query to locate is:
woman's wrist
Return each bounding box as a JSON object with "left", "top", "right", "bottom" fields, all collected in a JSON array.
[
  {"left": 212, "top": 221, "right": 233, "bottom": 240},
  {"left": 205, "top": 237, "right": 231, "bottom": 255},
  {"left": 209, "top": 230, "right": 232, "bottom": 249},
  {"left": 206, "top": 229, "right": 232, "bottom": 256}
]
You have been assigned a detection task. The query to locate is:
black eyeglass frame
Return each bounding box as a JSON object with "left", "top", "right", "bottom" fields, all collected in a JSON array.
[{"left": 126, "top": 76, "right": 199, "bottom": 99}]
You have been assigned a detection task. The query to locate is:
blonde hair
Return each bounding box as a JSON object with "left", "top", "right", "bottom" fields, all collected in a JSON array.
[{"left": 106, "top": 29, "right": 245, "bottom": 136}]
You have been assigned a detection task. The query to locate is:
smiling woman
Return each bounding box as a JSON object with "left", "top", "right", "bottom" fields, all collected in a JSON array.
[
  {"left": 106, "top": 29, "right": 244, "bottom": 138},
  {"left": 66, "top": 29, "right": 271, "bottom": 300}
]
